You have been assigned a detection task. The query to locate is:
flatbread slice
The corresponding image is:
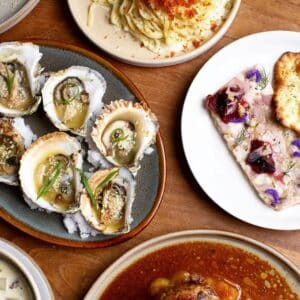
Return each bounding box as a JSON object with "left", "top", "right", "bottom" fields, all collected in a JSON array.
[{"left": 274, "top": 52, "right": 300, "bottom": 134}]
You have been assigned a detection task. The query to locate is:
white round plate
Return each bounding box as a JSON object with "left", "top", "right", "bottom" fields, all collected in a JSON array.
[
  {"left": 84, "top": 230, "right": 300, "bottom": 299},
  {"left": 0, "top": 239, "right": 54, "bottom": 300},
  {"left": 67, "top": 0, "right": 240, "bottom": 67},
  {"left": 0, "top": 0, "right": 39, "bottom": 34},
  {"left": 181, "top": 31, "right": 300, "bottom": 230}
]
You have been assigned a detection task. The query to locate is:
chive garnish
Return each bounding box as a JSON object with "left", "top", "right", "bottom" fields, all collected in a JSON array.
[
  {"left": 110, "top": 128, "right": 128, "bottom": 146},
  {"left": 112, "top": 135, "right": 128, "bottom": 146},
  {"left": 37, "top": 162, "right": 63, "bottom": 199},
  {"left": 96, "top": 168, "right": 119, "bottom": 191},
  {"left": 5, "top": 66, "right": 15, "bottom": 95},
  {"left": 76, "top": 168, "right": 98, "bottom": 210}
]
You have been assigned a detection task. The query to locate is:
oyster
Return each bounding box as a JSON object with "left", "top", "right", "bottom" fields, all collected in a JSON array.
[
  {"left": 80, "top": 167, "right": 135, "bottom": 234},
  {"left": 0, "top": 117, "right": 35, "bottom": 185},
  {"left": 91, "top": 100, "right": 158, "bottom": 172},
  {"left": 0, "top": 42, "right": 42, "bottom": 116},
  {"left": 42, "top": 66, "right": 106, "bottom": 136},
  {"left": 19, "top": 132, "right": 83, "bottom": 213}
]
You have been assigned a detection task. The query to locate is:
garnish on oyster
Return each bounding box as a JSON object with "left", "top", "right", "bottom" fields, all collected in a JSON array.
[
  {"left": 80, "top": 167, "right": 135, "bottom": 234},
  {"left": 0, "top": 117, "right": 35, "bottom": 185},
  {"left": 42, "top": 66, "right": 106, "bottom": 136},
  {"left": 0, "top": 42, "right": 42, "bottom": 116},
  {"left": 19, "top": 132, "right": 83, "bottom": 213},
  {"left": 91, "top": 100, "right": 158, "bottom": 172}
]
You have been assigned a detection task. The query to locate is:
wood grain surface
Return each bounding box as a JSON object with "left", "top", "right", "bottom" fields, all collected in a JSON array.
[{"left": 0, "top": 0, "right": 299, "bottom": 299}]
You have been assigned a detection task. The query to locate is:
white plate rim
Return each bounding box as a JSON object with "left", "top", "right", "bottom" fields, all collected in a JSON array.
[
  {"left": 0, "top": 238, "right": 54, "bottom": 300},
  {"left": 84, "top": 229, "right": 300, "bottom": 299},
  {"left": 67, "top": 0, "right": 241, "bottom": 67},
  {"left": 0, "top": 0, "right": 40, "bottom": 34},
  {"left": 181, "top": 30, "right": 300, "bottom": 230}
]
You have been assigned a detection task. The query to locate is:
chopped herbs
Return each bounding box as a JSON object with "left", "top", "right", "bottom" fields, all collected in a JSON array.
[
  {"left": 96, "top": 168, "right": 119, "bottom": 191},
  {"left": 235, "top": 128, "right": 247, "bottom": 146},
  {"left": 76, "top": 168, "right": 98, "bottom": 210},
  {"left": 37, "top": 162, "right": 63, "bottom": 199},
  {"left": 282, "top": 160, "right": 296, "bottom": 176}
]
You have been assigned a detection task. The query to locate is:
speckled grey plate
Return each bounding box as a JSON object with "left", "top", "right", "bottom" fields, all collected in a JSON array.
[
  {"left": 0, "top": 41, "right": 166, "bottom": 248},
  {"left": 0, "top": 0, "right": 39, "bottom": 34}
]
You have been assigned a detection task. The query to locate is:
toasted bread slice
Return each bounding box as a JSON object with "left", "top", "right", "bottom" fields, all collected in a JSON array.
[{"left": 274, "top": 52, "right": 300, "bottom": 134}]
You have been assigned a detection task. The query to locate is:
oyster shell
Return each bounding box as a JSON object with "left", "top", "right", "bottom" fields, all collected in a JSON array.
[
  {"left": 80, "top": 167, "right": 135, "bottom": 234},
  {"left": 42, "top": 66, "right": 106, "bottom": 136},
  {"left": 91, "top": 100, "right": 158, "bottom": 172},
  {"left": 19, "top": 132, "right": 83, "bottom": 213},
  {"left": 0, "top": 42, "right": 42, "bottom": 116},
  {"left": 0, "top": 117, "right": 36, "bottom": 185}
]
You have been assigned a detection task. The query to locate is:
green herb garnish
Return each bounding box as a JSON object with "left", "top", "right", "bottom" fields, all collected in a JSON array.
[
  {"left": 110, "top": 128, "right": 128, "bottom": 146},
  {"left": 256, "top": 68, "right": 269, "bottom": 90},
  {"left": 37, "top": 162, "right": 63, "bottom": 199},
  {"left": 235, "top": 128, "right": 247, "bottom": 146},
  {"left": 5, "top": 66, "right": 15, "bottom": 95},
  {"left": 282, "top": 160, "right": 296, "bottom": 176},
  {"left": 76, "top": 168, "right": 98, "bottom": 210},
  {"left": 96, "top": 168, "right": 119, "bottom": 191}
]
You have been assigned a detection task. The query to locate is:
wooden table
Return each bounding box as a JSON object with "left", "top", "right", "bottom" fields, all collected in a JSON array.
[{"left": 0, "top": 0, "right": 299, "bottom": 299}]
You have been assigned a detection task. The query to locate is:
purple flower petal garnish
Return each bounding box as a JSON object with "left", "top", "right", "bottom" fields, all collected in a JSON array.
[
  {"left": 255, "top": 70, "right": 262, "bottom": 82},
  {"left": 246, "top": 69, "right": 256, "bottom": 79},
  {"left": 246, "top": 68, "right": 262, "bottom": 83},
  {"left": 291, "top": 139, "right": 300, "bottom": 149},
  {"left": 293, "top": 151, "right": 300, "bottom": 157},
  {"left": 229, "top": 113, "right": 249, "bottom": 123},
  {"left": 265, "top": 188, "right": 280, "bottom": 207}
]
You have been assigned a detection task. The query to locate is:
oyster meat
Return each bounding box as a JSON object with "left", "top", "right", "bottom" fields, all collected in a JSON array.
[
  {"left": 19, "top": 132, "right": 83, "bottom": 213},
  {"left": 80, "top": 167, "right": 135, "bottom": 234},
  {"left": 42, "top": 66, "right": 106, "bottom": 136},
  {"left": 0, "top": 117, "right": 35, "bottom": 185},
  {"left": 91, "top": 100, "right": 158, "bottom": 172},
  {"left": 0, "top": 42, "right": 42, "bottom": 116}
]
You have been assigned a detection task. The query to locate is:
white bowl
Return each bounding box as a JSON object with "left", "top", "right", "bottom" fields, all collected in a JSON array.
[
  {"left": 84, "top": 230, "right": 300, "bottom": 299},
  {"left": 0, "top": 239, "right": 54, "bottom": 300},
  {"left": 67, "top": 0, "right": 241, "bottom": 67}
]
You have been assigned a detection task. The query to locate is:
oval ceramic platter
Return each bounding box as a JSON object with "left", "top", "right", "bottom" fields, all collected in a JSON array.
[
  {"left": 0, "top": 0, "right": 39, "bottom": 34},
  {"left": 0, "top": 239, "right": 54, "bottom": 299},
  {"left": 181, "top": 31, "right": 300, "bottom": 230},
  {"left": 84, "top": 230, "right": 300, "bottom": 299},
  {"left": 67, "top": 0, "right": 241, "bottom": 67},
  {"left": 0, "top": 40, "right": 166, "bottom": 248}
]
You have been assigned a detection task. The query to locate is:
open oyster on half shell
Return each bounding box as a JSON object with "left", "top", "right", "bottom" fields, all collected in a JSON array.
[
  {"left": 0, "top": 117, "right": 35, "bottom": 185},
  {"left": 42, "top": 66, "right": 106, "bottom": 136},
  {"left": 91, "top": 100, "right": 158, "bottom": 173},
  {"left": 0, "top": 42, "right": 42, "bottom": 116},
  {"left": 80, "top": 167, "right": 136, "bottom": 234},
  {"left": 19, "top": 132, "right": 83, "bottom": 213}
]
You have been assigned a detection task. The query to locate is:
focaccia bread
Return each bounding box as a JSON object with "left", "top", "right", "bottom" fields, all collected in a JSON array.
[
  {"left": 206, "top": 67, "right": 300, "bottom": 210},
  {"left": 274, "top": 52, "right": 300, "bottom": 134}
]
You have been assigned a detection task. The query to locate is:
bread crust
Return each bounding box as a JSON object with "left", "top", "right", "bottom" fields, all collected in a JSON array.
[{"left": 274, "top": 52, "right": 300, "bottom": 134}]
